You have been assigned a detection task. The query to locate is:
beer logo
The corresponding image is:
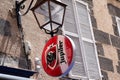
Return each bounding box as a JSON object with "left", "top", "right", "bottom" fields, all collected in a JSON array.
[
  {"left": 45, "top": 43, "right": 58, "bottom": 70},
  {"left": 42, "top": 35, "right": 75, "bottom": 77}
]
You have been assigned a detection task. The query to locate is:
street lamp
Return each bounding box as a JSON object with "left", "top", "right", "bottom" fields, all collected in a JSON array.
[
  {"left": 15, "top": 0, "right": 67, "bottom": 69},
  {"left": 31, "top": 0, "right": 67, "bottom": 37}
]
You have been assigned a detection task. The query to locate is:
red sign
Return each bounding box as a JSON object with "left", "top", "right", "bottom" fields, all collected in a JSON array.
[{"left": 41, "top": 35, "right": 75, "bottom": 77}]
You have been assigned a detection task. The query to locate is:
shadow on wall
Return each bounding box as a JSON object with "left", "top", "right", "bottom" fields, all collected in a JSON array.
[
  {"left": 0, "top": 17, "right": 11, "bottom": 53},
  {"left": 0, "top": 10, "right": 32, "bottom": 69},
  {"left": 0, "top": 18, "right": 11, "bottom": 36},
  {"left": 0, "top": 13, "right": 31, "bottom": 69},
  {"left": 0, "top": 13, "right": 21, "bottom": 54}
]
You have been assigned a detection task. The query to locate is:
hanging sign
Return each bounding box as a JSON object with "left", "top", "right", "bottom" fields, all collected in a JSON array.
[{"left": 41, "top": 35, "right": 75, "bottom": 77}]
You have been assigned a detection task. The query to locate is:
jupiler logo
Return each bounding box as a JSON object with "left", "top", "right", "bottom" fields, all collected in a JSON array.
[{"left": 45, "top": 40, "right": 67, "bottom": 70}]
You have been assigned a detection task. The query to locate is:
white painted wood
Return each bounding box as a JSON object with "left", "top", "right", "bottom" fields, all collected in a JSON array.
[{"left": 62, "top": 0, "right": 102, "bottom": 80}]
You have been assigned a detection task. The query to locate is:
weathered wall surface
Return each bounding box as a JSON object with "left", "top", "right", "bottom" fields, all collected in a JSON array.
[
  {"left": 93, "top": 0, "right": 120, "bottom": 80},
  {"left": 93, "top": 0, "right": 114, "bottom": 35},
  {"left": 0, "top": 0, "right": 58, "bottom": 80},
  {"left": 1, "top": 0, "right": 120, "bottom": 80},
  {"left": 0, "top": 0, "right": 22, "bottom": 68}
]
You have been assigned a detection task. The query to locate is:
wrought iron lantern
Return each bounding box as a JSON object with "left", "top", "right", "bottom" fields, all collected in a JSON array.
[{"left": 31, "top": 0, "right": 67, "bottom": 37}]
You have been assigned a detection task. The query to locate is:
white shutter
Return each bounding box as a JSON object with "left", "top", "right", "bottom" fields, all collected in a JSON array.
[
  {"left": 75, "top": 1, "right": 101, "bottom": 79},
  {"left": 62, "top": 0, "right": 102, "bottom": 80},
  {"left": 68, "top": 35, "right": 87, "bottom": 78},
  {"left": 83, "top": 41, "right": 100, "bottom": 79},
  {"left": 63, "top": 0, "right": 78, "bottom": 34},
  {"left": 61, "top": 0, "right": 87, "bottom": 79}
]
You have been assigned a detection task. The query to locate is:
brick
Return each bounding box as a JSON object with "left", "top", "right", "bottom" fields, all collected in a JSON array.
[
  {"left": 98, "top": 56, "right": 114, "bottom": 72},
  {"left": 89, "top": 9, "right": 94, "bottom": 16},
  {"left": 91, "top": 15, "right": 97, "bottom": 28},
  {"left": 108, "top": 4, "right": 120, "bottom": 36},
  {"left": 93, "top": 29, "right": 110, "bottom": 44},
  {"left": 112, "top": 24, "right": 119, "bottom": 36},
  {"left": 116, "top": 65, "right": 120, "bottom": 74},
  {"left": 101, "top": 70, "right": 109, "bottom": 80},
  {"left": 96, "top": 43, "right": 104, "bottom": 56},
  {"left": 110, "top": 35, "right": 120, "bottom": 48},
  {"left": 116, "top": 8, "right": 120, "bottom": 18},
  {"left": 107, "top": 4, "right": 117, "bottom": 16},
  {"left": 118, "top": 61, "right": 120, "bottom": 66},
  {"left": 117, "top": 49, "right": 120, "bottom": 60},
  {"left": 111, "top": 16, "right": 117, "bottom": 25},
  {"left": 108, "top": 4, "right": 120, "bottom": 17}
]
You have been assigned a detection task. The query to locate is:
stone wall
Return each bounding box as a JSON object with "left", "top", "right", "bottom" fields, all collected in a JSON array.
[
  {"left": 1, "top": 0, "right": 120, "bottom": 80},
  {"left": 0, "top": 0, "right": 22, "bottom": 68},
  {"left": 93, "top": 0, "right": 120, "bottom": 80},
  {"left": 0, "top": 0, "right": 58, "bottom": 80}
]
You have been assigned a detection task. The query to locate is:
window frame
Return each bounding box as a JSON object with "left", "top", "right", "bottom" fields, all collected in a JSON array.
[
  {"left": 62, "top": 0, "right": 88, "bottom": 79},
  {"left": 62, "top": 0, "right": 102, "bottom": 79}
]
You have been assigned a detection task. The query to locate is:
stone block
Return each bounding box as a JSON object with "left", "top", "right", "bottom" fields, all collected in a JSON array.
[
  {"left": 116, "top": 8, "right": 120, "bottom": 18},
  {"left": 101, "top": 70, "right": 109, "bottom": 80},
  {"left": 91, "top": 15, "right": 97, "bottom": 28},
  {"left": 107, "top": 4, "right": 117, "bottom": 16},
  {"left": 108, "top": 4, "right": 120, "bottom": 18},
  {"left": 93, "top": 29, "right": 110, "bottom": 45},
  {"left": 99, "top": 56, "right": 114, "bottom": 72},
  {"left": 111, "top": 16, "right": 117, "bottom": 25},
  {"left": 96, "top": 43, "right": 104, "bottom": 56},
  {"left": 117, "top": 49, "right": 120, "bottom": 60},
  {"left": 116, "top": 65, "right": 120, "bottom": 74},
  {"left": 110, "top": 35, "right": 120, "bottom": 48},
  {"left": 112, "top": 24, "right": 119, "bottom": 36}
]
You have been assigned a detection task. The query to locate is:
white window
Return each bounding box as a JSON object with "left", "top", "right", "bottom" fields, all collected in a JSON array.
[
  {"left": 116, "top": 16, "right": 120, "bottom": 36},
  {"left": 62, "top": 0, "right": 102, "bottom": 80}
]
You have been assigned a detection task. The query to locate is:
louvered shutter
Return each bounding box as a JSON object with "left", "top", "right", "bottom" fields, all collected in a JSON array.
[
  {"left": 62, "top": 0, "right": 101, "bottom": 80},
  {"left": 68, "top": 35, "right": 87, "bottom": 79},
  {"left": 63, "top": 0, "right": 78, "bottom": 34},
  {"left": 62, "top": 0, "right": 87, "bottom": 79}
]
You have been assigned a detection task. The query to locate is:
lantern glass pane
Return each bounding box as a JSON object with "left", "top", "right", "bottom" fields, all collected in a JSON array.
[
  {"left": 34, "top": 2, "right": 50, "bottom": 25},
  {"left": 33, "top": 0, "right": 66, "bottom": 31},
  {"left": 50, "top": 1, "right": 64, "bottom": 24},
  {"left": 44, "top": 22, "right": 60, "bottom": 31}
]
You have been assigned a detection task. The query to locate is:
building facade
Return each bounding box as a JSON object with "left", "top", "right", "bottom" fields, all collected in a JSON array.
[{"left": 0, "top": 0, "right": 120, "bottom": 80}]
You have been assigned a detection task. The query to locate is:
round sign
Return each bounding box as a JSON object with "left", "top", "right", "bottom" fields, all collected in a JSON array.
[{"left": 41, "top": 35, "right": 75, "bottom": 77}]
